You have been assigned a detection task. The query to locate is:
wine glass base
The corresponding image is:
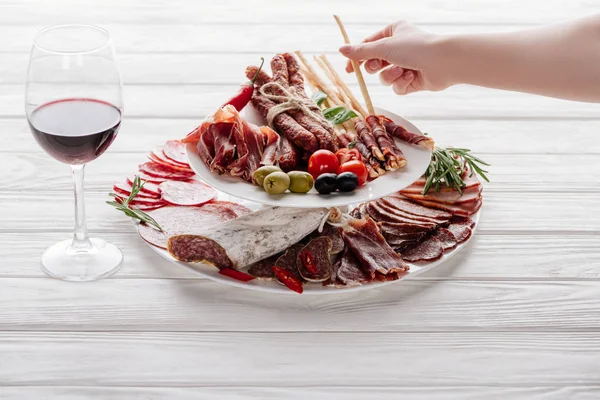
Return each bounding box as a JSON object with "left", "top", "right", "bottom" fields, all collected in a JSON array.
[{"left": 41, "top": 238, "right": 123, "bottom": 282}]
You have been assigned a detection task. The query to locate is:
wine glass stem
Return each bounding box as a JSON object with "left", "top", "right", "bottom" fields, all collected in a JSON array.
[{"left": 71, "top": 164, "right": 92, "bottom": 250}]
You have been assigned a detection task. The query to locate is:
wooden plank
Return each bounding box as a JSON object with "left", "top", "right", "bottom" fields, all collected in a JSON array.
[
  {"left": 0, "top": 332, "right": 599, "bottom": 386},
  {"left": 2, "top": 278, "right": 600, "bottom": 331},
  {"left": 13, "top": 84, "right": 600, "bottom": 119},
  {"left": 0, "top": 190, "right": 597, "bottom": 233},
  {"left": 4, "top": 118, "right": 600, "bottom": 155},
  {"left": 1, "top": 232, "right": 599, "bottom": 280},
  {"left": 2, "top": 0, "right": 596, "bottom": 25},
  {"left": 0, "top": 386, "right": 598, "bottom": 400}
]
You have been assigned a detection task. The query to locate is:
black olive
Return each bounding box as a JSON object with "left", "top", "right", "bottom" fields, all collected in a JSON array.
[
  {"left": 315, "top": 173, "right": 338, "bottom": 195},
  {"left": 336, "top": 172, "right": 359, "bottom": 192}
]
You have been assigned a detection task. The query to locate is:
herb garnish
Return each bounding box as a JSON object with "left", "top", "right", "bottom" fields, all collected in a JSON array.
[
  {"left": 107, "top": 175, "right": 163, "bottom": 231},
  {"left": 423, "top": 147, "right": 490, "bottom": 195}
]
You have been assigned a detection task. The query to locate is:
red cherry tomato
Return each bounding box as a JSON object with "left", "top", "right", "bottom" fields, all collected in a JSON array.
[
  {"left": 337, "top": 160, "right": 368, "bottom": 186},
  {"left": 308, "top": 150, "right": 340, "bottom": 179},
  {"left": 335, "top": 148, "right": 361, "bottom": 164}
]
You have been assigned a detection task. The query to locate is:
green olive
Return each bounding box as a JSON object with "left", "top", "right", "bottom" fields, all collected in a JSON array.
[
  {"left": 253, "top": 165, "right": 282, "bottom": 186},
  {"left": 287, "top": 171, "right": 314, "bottom": 193},
  {"left": 263, "top": 171, "right": 290, "bottom": 195}
]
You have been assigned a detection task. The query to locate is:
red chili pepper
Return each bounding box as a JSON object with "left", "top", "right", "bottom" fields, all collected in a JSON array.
[
  {"left": 218, "top": 267, "right": 256, "bottom": 282},
  {"left": 300, "top": 250, "right": 318, "bottom": 274},
  {"left": 272, "top": 266, "right": 303, "bottom": 294},
  {"left": 222, "top": 57, "right": 265, "bottom": 111}
]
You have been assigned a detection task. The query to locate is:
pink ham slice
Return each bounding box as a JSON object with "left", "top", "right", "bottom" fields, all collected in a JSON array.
[
  {"left": 113, "top": 182, "right": 160, "bottom": 199},
  {"left": 127, "top": 177, "right": 161, "bottom": 195},
  {"left": 158, "top": 181, "right": 216, "bottom": 206},
  {"left": 401, "top": 185, "right": 482, "bottom": 205},
  {"left": 147, "top": 152, "right": 193, "bottom": 173},
  {"left": 408, "top": 197, "right": 482, "bottom": 217},
  {"left": 401, "top": 236, "right": 444, "bottom": 262}
]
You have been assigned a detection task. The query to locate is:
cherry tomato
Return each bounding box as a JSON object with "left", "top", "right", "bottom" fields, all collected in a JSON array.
[
  {"left": 308, "top": 150, "right": 340, "bottom": 179},
  {"left": 335, "top": 148, "right": 361, "bottom": 164},
  {"left": 337, "top": 160, "right": 368, "bottom": 186}
]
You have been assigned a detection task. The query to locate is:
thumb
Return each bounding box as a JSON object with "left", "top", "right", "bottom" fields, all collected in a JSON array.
[{"left": 339, "top": 40, "right": 390, "bottom": 61}]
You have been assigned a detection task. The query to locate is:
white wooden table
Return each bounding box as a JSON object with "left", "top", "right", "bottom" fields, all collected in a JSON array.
[{"left": 2, "top": 1, "right": 600, "bottom": 398}]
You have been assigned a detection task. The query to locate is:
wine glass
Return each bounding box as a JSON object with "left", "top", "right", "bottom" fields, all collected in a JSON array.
[{"left": 25, "top": 25, "right": 124, "bottom": 281}]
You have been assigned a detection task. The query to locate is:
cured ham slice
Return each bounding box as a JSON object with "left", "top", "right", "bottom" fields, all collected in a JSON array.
[
  {"left": 447, "top": 222, "right": 473, "bottom": 244},
  {"left": 381, "top": 116, "right": 434, "bottom": 150},
  {"left": 407, "top": 197, "right": 482, "bottom": 217},
  {"left": 260, "top": 126, "right": 279, "bottom": 166},
  {"left": 382, "top": 196, "right": 453, "bottom": 220},
  {"left": 431, "top": 228, "right": 458, "bottom": 251},
  {"left": 366, "top": 115, "right": 406, "bottom": 169},
  {"left": 402, "top": 173, "right": 481, "bottom": 194},
  {"left": 168, "top": 207, "right": 328, "bottom": 269},
  {"left": 336, "top": 248, "right": 370, "bottom": 286},
  {"left": 401, "top": 185, "right": 482, "bottom": 205},
  {"left": 247, "top": 254, "right": 280, "bottom": 280},
  {"left": 380, "top": 221, "right": 433, "bottom": 237},
  {"left": 376, "top": 198, "right": 449, "bottom": 225},
  {"left": 401, "top": 236, "right": 444, "bottom": 262},
  {"left": 365, "top": 202, "right": 437, "bottom": 229},
  {"left": 341, "top": 217, "right": 409, "bottom": 278}
]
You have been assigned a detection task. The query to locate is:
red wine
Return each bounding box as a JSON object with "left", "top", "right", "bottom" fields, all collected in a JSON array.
[{"left": 28, "top": 98, "right": 121, "bottom": 165}]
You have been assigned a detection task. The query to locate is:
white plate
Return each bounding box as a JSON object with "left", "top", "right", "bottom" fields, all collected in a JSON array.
[
  {"left": 186, "top": 106, "right": 432, "bottom": 208},
  {"left": 138, "top": 200, "right": 480, "bottom": 295}
]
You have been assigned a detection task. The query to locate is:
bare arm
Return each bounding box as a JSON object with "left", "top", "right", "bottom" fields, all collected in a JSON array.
[{"left": 340, "top": 15, "right": 600, "bottom": 102}]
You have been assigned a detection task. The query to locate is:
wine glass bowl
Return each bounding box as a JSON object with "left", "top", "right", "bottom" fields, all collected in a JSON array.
[{"left": 26, "top": 25, "right": 124, "bottom": 281}]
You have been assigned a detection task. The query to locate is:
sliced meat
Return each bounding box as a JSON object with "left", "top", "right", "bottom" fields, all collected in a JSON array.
[
  {"left": 168, "top": 235, "right": 233, "bottom": 268},
  {"left": 450, "top": 216, "right": 476, "bottom": 229},
  {"left": 384, "top": 231, "right": 426, "bottom": 247},
  {"left": 354, "top": 119, "right": 383, "bottom": 160},
  {"left": 336, "top": 248, "right": 370, "bottom": 286},
  {"left": 408, "top": 197, "right": 482, "bottom": 217},
  {"left": 366, "top": 114, "right": 405, "bottom": 169},
  {"left": 385, "top": 195, "right": 453, "bottom": 220},
  {"left": 209, "top": 122, "right": 237, "bottom": 174},
  {"left": 277, "top": 135, "right": 300, "bottom": 172},
  {"left": 342, "top": 217, "right": 410, "bottom": 278},
  {"left": 158, "top": 180, "right": 217, "bottom": 206},
  {"left": 274, "top": 243, "right": 304, "bottom": 282},
  {"left": 296, "top": 237, "right": 333, "bottom": 282},
  {"left": 401, "top": 185, "right": 482, "bottom": 205},
  {"left": 167, "top": 207, "right": 328, "bottom": 269},
  {"left": 366, "top": 202, "right": 437, "bottom": 229},
  {"left": 138, "top": 205, "right": 236, "bottom": 249},
  {"left": 113, "top": 182, "right": 160, "bottom": 200},
  {"left": 147, "top": 152, "right": 193, "bottom": 173},
  {"left": 401, "top": 174, "right": 481, "bottom": 194},
  {"left": 447, "top": 223, "right": 473, "bottom": 244},
  {"left": 381, "top": 116, "right": 434, "bottom": 150},
  {"left": 208, "top": 201, "right": 253, "bottom": 218},
  {"left": 380, "top": 221, "right": 433, "bottom": 237},
  {"left": 401, "top": 236, "right": 444, "bottom": 262},
  {"left": 199, "top": 202, "right": 239, "bottom": 220},
  {"left": 126, "top": 197, "right": 166, "bottom": 207},
  {"left": 135, "top": 171, "right": 173, "bottom": 184},
  {"left": 377, "top": 198, "right": 449, "bottom": 225},
  {"left": 313, "top": 224, "right": 345, "bottom": 255},
  {"left": 350, "top": 203, "right": 367, "bottom": 219},
  {"left": 227, "top": 112, "right": 266, "bottom": 182},
  {"left": 431, "top": 228, "right": 457, "bottom": 251},
  {"left": 247, "top": 254, "right": 280, "bottom": 279},
  {"left": 259, "top": 126, "right": 280, "bottom": 166},
  {"left": 163, "top": 140, "right": 189, "bottom": 165},
  {"left": 138, "top": 162, "right": 195, "bottom": 181}
]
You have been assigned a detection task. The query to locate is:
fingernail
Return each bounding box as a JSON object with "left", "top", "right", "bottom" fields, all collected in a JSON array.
[
  {"left": 404, "top": 71, "right": 414, "bottom": 79},
  {"left": 339, "top": 45, "right": 353, "bottom": 54},
  {"left": 368, "top": 59, "right": 381, "bottom": 69}
]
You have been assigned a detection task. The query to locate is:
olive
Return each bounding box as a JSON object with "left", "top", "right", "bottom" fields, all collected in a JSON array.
[
  {"left": 287, "top": 171, "right": 314, "bottom": 193},
  {"left": 253, "top": 165, "right": 282, "bottom": 186},
  {"left": 336, "top": 172, "right": 359, "bottom": 192},
  {"left": 314, "top": 173, "right": 338, "bottom": 195},
  {"left": 263, "top": 171, "right": 291, "bottom": 194}
]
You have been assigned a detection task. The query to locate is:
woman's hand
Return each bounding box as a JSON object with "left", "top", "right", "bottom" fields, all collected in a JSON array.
[{"left": 339, "top": 21, "right": 454, "bottom": 95}]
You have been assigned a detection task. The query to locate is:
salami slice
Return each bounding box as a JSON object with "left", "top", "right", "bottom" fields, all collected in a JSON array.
[
  {"left": 401, "top": 236, "right": 444, "bottom": 262},
  {"left": 153, "top": 146, "right": 190, "bottom": 167},
  {"left": 431, "top": 228, "right": 457, "bottom": 251},
  {"left": 447, "top": 223, "right": 473, "bottom": 244},
  {"left": 158, "top": 181, "right": 216, "bottom": 206},
  {"left": 127, "top": 177, "right": 161, "bottom": 195},
  {"left": 199, "top": 202, "right": 239, "bottom": 220},
  {"left": 138, "top": 205, "right": 236, "bottom": 249},
  {"left": 127, "top": 197, "right": 166, "bottom": 206},
  {"left": 113, "top": 182, "right": 159, "bottom": 199},
  {"left": 207, "top": 201, "right": 253, "bottom": 218},
  {"left": 247, "top": 254, "right": 280, "bottom": 279},
  {"left": 135, "top": 171, "right": 172, "bottom": 184},
  {"left": 148, "top": 152, "right": 193, "bottom": 173},
  {"left": 139, "top": 162, "right": 195, "bottom": 181},
  {"left": 163, "top": 140, "right": 189, "bottom": 165},
  {"left": 274, "top": 243, "right": 304, "bottom": 283},
  {"left": 168, "top": 235, "right": 233, "bottom": 268},
  {"left": 133, "top": 203, "right": 166, "bottom": 212},
  {"left": 313, "top": 224, "right": 344, "bottom": 254},
  {"left": 297, "top": 237, "right": 333, "bottom": 282}
]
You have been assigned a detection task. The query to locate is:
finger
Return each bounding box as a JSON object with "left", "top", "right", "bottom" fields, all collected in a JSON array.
[
  {"left": 365, "top": 59, "right": 390, "bottom": 74},
  {"left": 340, "top": 39, "right": 391, "bottom": 68},
  {"left": 361, "top": 24, "right": 395, "bottom": 44},
  {"left": 345, "top": 59, "right": 363, "bottom": 73},
  {"left": 392, "top": 71, "right": 415, "bottom": 95},
  {"left": 379, "top": 65, "right": 405, "bottom": 86}
]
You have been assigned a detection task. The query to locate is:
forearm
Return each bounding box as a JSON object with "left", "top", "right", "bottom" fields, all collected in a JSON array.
[{"left": 437, "top": 15, "right": 600, "bottom": 102}]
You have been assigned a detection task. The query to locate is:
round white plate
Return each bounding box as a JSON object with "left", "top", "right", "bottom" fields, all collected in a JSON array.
[
  {"left": 186, "top": 106, "right": 432, "bottom": 208},
  {"left": 138, "top": 199, "right": 480, "bottom": 295}
]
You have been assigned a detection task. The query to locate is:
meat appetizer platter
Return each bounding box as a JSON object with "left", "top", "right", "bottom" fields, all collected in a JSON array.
[{"left": 107, "top": 17, "right": 489, "bottom": 294}]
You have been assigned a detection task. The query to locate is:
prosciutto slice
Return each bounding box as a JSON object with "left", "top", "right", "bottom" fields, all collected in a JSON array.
[
  {"left": 341, "top": 217, "right": 409, "bottom": 278},
  {"left": 381, "top": 116, "right": 434, "bottom": 150},
  {"left": 168, "top": 207, "right": 328, "bottom": 269},
  {"left": 407, "top": 197, "right": 482, "bottom": 217},
  {"left": 365, "top": 202, "right": 437, "bottom": 229},
  {"left": 377, "top": 198, "right": 449, "bottom": 225}
]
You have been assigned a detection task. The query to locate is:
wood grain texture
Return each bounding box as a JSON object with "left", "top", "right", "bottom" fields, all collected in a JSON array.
[
  {"left": 1, "top": 386, "right": 598, "bottom": 400},
  {"left": 2, "top": 278, "right": 600, "bottom": 332},
  {"left": 3, "top": 233, "right": 599, "bottom": 280},
  {"left": 0, "top": 332, "right": 599, "bottom": 386}
]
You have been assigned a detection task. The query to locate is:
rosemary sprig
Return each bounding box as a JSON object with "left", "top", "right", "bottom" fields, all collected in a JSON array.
[
  {"left": 106, "top": 175, "right": 163, "bottom": 231},
  {"left": 422, "top": 147, "right": 490, "bottom": 195}
]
